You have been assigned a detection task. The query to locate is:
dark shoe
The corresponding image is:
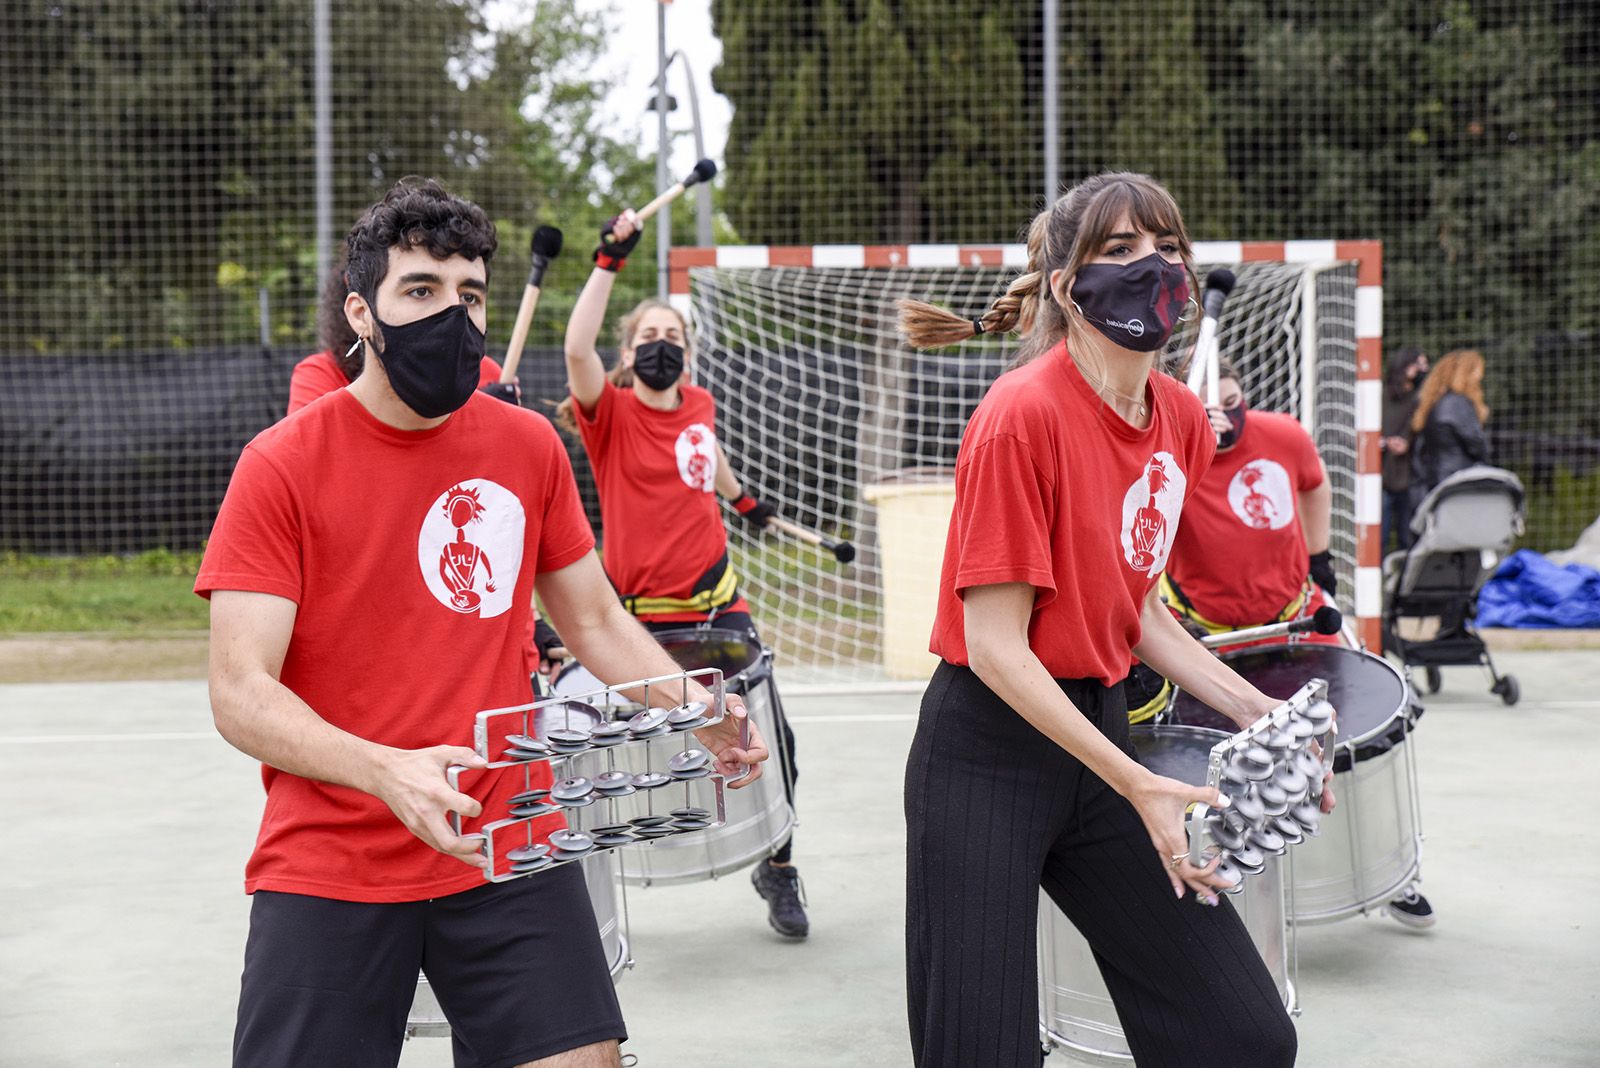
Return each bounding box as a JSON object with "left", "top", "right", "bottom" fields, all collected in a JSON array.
[
  {"left": 1386, "top": 887, "right": 1436, "bottom": 929},
  {"left": 751, "top": 859, "right": 809, "bottom": 939}
]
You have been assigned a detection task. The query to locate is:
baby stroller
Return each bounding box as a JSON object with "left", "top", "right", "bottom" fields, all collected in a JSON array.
[{"left": 1382, "top": 465, "right": 1526, "bottom": 704}]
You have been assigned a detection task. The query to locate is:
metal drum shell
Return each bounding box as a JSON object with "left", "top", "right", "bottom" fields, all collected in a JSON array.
[
  {"left": 1037, "top": 724, "right": 1294, "bottom": 1060},
  {"left": 405, "top": 849, "right": 629, "bottom": 1038},
  {"left": 558, "top": 628, "right": 796, "bottom": 886},
  {"left": 1169, "top": 642, "right": 1422, "bottom": 923}
]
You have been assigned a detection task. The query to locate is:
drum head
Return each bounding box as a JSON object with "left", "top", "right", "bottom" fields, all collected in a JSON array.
[
  {"left": 650, "top": 627, "right": 764, "bottom": 683},
  {"left": 1172, "top": 643, "right": 1407, "bottom": 748},
  {"left": 1129, "top": 724, "right": 1231, "bottom": 788}
]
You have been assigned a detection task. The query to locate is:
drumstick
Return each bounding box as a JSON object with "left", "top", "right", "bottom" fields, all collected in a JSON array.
[
  {"left": 610, "top": 159, "right": 718, "bottom": 237},
  {"left": 499, "top": 225, "right": 564, "bottom": 384},
  {"left": 765, "top": 515, "right": 856, "bottom": 564}
]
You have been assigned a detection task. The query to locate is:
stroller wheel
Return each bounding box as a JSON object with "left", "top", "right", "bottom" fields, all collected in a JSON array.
[
  {"left": 1424, "top": 666, "right": 1443, "bottom": 695},
  {"left": 1492, "top": 674, "right": 1520, "bottom": 706}
]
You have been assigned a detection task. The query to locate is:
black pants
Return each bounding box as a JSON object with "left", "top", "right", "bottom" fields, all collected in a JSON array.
[
  {"left": 904, "top": 662, "right": 1296, "bottom": 1067},
  {"left": 642, "top": 611, "right": 798, "bottom": 864}
]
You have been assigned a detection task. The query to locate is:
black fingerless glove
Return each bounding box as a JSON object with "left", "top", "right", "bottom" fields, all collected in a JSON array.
[
  {"left": 479, "top": 382, "right": 519, "bottom": 406},
  {"left": 533, "top": 618, "right": 564, "bottom": 659},
  {"left": 593, "top": 215, "right": 643, "bottom": 271},
  {"left": 732, "top": 494, "right": 777, "bottom": 529},
  {"left": 1308, "top": 550, "right": 1338, "bottom": 597}
]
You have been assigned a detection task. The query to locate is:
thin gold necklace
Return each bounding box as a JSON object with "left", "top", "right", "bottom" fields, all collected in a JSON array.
[{"left": 1083, "top": 369, "right": 1149, "bottom": 421}]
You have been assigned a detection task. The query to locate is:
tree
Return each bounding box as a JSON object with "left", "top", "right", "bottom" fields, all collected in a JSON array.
[{"left": 0, "top": 0, "right": 658, "bottom": 354}]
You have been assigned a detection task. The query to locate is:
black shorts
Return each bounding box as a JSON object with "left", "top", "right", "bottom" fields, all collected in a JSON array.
[{"left": 234, "top": 863, "right": 626, "bottom": 1068}]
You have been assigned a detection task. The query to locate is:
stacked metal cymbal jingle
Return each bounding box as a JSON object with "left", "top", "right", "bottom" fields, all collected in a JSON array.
[
  {"left": 455, "top": 669, "right": 733, "bottom": 883},
  {"left": 1195, "top": 684, "right": 1335, "bottom": 896}
]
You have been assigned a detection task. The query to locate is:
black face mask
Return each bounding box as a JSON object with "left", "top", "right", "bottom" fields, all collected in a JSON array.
[
  {"left": 1219, "top": 398, "right": 1249, "bottom": 449},
  {"left": 1069, "top": 253, "right": 1191, "bottom": 352},
  {"left": 632, "top": 339, "right": 685, "bottom": 391},
  {"left": 371, "top": 303, "right": 484, "bottom": 418}
]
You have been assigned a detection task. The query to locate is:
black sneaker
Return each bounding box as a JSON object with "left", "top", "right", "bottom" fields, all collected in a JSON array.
[
  {"left": 1386, "top": 887, "right": 1436, "bottom": 929},
  {"left": 751, "top": 859, "right": 809, "bottom": 940}
]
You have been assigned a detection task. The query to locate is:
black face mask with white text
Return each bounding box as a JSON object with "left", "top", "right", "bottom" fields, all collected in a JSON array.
[
  {"left": 1069, "top": 253, "right": 1191, "bottom": 353},
  {"left": 371, "top": 303, "right": 485, "bottom": 418}
]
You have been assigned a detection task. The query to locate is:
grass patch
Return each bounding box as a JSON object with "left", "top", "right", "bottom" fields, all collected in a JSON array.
[{"left": 0, "top": 550, "right": 208, "bottom": 633}]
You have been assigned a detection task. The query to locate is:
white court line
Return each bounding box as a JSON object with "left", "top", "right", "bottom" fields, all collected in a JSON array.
[
  {"left": 0, "top": 714, "right": 923, "bottom": 745},
  {"left": 0, "top": 731, "right": 218, "bottom": 745},
  {"left": 3, "top": 698, "right": 1591, "bottom": 746},
  {"left": 784, "top": 712, "right": 918, "bottom": 724}
]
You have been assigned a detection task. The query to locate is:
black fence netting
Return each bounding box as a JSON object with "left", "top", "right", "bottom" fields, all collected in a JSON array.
[{"left": 0, "top": 346, "right": 599, "bottom": 555}]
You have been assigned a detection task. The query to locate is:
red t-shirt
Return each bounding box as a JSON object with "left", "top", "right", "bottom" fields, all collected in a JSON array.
[
  {"left": 573, "top": 381, "right": 748, "bottom": 622},
  {"left": 1166, "top": 410, "right": 1325, "bottom": 627},
  {"left": 287, "top": 350, "right": 503, "bottom": 415},
  {"left": 929, "top": 343, "right": 1215, "bottom": 686},
  {"left": 195, "top": 389, "right": 595, "bottom": 902}
]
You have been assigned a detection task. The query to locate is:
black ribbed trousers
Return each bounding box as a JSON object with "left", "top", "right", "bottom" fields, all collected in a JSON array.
[{"left": 904, "top": 661, "right": 1297, "bottom": 1067}]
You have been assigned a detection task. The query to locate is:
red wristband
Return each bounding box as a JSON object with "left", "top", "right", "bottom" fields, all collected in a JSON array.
[
  {"left": 732, "top": 495, "right": 758, "bottom": 515},
  {"left": 595, "top": 251, "right": 626, "bottom": 272}
]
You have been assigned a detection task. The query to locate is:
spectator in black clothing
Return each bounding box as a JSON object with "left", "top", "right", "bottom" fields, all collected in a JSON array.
[
  {"left": 1381, "top": 347, "right": 1429, "bottom": 551},
  {"left": 1409, "top": 349, "right": 1491, "bottom": 510}
]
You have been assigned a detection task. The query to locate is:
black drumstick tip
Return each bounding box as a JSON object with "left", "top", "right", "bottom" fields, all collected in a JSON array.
[
  {"left": 687, "top": 158, "right": 718, "bottom": 186},
  {"left": 832, "top": 542, "right": 856, "bottom": 565},
  {"left": 531, "top": 225, "right": 564, "bottom": 259}
]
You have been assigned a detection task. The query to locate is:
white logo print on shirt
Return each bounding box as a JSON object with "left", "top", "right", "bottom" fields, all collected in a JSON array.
[
  {"left": 1120, "top": 452, "right": 1187, "bottom": 574},
  {"left": 1227, "top": 459, "right": 1295, "bottom": 531},
  {"left": 416, "top": 479, "right": 526, "bottom": 618},
  {"left": 675, "top": 422, "right": 718, "bottom": 493}
]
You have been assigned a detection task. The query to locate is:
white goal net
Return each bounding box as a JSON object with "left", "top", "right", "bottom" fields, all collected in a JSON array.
[{"left": 681, "top": 248, "right": 1364, "bottom": 686}]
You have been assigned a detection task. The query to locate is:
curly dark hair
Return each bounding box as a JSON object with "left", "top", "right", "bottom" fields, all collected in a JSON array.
[
  {"left": 315, "top": 255, "right": 362, "bottom": 380},
  {"left": 343, "top": 177, "right": 498, "bottom": 323}
]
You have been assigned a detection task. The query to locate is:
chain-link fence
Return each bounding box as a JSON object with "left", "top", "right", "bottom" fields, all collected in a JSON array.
[
  {"left": 2, "top": 0, "right": 1597, "bottom": 557},
  {"left": 709, "top": 0, "right": 1600, "bottom": 551}
]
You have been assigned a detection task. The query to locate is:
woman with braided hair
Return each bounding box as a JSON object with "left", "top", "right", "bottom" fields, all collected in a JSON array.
[
  {"left": 898, "top": 172, "right": 1316, "bottom": 1066},
  {"left": 556, "top": 210, "right": 809, "bottom": 940}
]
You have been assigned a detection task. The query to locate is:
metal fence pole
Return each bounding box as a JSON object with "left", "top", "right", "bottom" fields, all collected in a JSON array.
[
  {"left": 655, "top": 1, "right": 671, "bottom": 298},
  {"left": 313, "top": 0, "right": 333, "bottom": 288},
  {"left": 1043, "top": 0, "right": 1059, "bottom": 205}
]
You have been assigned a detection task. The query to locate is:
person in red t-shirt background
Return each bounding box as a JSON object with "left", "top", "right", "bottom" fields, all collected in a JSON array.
[
  {"left": 897, "top": 173, "right": 1327, "bottom": 1066},
  {"left": 554, "top": 210, "right": 808, "bottom": 940},
  {"left": 201, "top": 179, "right": 767, "bottom": 1067},
  {"left": 1162, "top": 358, "right": 1337, "bottom": 637},
  {"left": 1159, "top": 359, "right": 1437, "bottom": 929}
]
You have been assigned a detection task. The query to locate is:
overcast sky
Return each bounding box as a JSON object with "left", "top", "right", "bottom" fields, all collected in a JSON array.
[{"left": 492, "top": 0, "right": 734, "bottom": 181}]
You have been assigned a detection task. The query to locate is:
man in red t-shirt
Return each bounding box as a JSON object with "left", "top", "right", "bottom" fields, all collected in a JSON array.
[
  {"left": 1163, "top": 360, "right": 1337, "bottom": 634},
  {"left": 287, "top": 257, "right": 569, "bottom": 681},
  {"left": 200, "top": 180, "right": 766, "bottom": 1067},
  {"left": 1161, "top": 360, "right": 1435, "bottom": 929}
]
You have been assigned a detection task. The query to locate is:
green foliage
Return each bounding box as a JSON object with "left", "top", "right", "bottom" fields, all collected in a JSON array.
[
  {"left": 0, "top": 0, "right": 661, "bottom": 355},
  {"left": 0, "top": 551, "right": 208, "bottom": 632}
]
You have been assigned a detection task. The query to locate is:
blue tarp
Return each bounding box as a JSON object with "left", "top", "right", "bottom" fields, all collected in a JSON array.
[{"left": 1477, "top": 549, "right": 1600, "bottom": 628}]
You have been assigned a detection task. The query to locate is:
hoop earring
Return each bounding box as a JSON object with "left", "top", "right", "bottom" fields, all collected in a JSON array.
[{"left": 1178, "top": 297, "right": 1200, "bottom": 323}]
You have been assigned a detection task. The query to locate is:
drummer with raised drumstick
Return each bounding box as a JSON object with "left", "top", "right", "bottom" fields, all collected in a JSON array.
[
  {"left": 555, "top": 204, "right": 811, "bottom": 941},
  {"left": 1160, "top": 357, "right": 1436, "bottom": 928}
]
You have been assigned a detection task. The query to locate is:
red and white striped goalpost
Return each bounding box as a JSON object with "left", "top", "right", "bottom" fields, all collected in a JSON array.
[{"left": 670, "top": 241, "right": 1385, "bottom": 651}]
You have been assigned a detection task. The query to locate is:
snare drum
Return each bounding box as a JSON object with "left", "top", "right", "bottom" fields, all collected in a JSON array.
[
  {"left": 1038, "top": 724, "right": 1294, "bottom": 1059},
  {"left": 558, "top": 627, "right": 796, "bottom": 886},
  {"left": 405, "top": 849, "right": 630, "bottom": 1039},
  {"left": 1171, "top": 642, "right": 1421, "bottom": 923}
]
